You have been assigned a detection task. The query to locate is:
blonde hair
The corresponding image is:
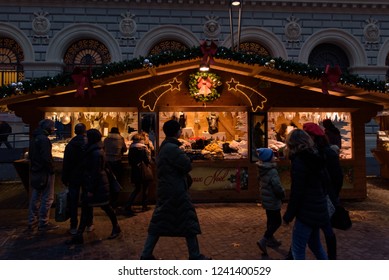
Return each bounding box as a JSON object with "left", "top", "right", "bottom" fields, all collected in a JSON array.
[{"left": 285, "top": 128, "right": 315, "bottom": 159}]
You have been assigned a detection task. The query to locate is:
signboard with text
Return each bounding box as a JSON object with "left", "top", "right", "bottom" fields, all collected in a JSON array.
[{"left": 190, "top": 166, "right": 248, "bottom": 192}]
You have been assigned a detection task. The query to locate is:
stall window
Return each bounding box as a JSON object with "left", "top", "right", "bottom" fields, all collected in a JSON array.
[
  {"left": 159, "top": 111, "right": 248, "bottom": 160},
  {"left": 267, "top": 111, "right": 352, "bottom": 159},
  {"left": 250, "top": 112, "right": 267, "bottom": 161},
  {"left": 45, "top": 111, "right": 138, "bottom": 159}
]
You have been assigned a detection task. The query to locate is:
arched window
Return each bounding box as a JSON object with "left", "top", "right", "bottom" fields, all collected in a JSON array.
[
  {"left": 63, "top": 39, "right": 111, "bottom": 72},
  {"left": 0, "top": 37, "right": 24, "bottom": 86},
  {"left": 148, "top": 40, "right": 188, "bottom": 56},
  {"left": 308, "top": 43, "right": 350, "bottom": 72},
  {"left": 239, "top": 42, "right": 270, "bottom": 56}
]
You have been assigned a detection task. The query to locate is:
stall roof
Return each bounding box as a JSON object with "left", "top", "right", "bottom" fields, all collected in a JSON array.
[{"left": 1, "top": 58, "right": 388, "bottom": 109}]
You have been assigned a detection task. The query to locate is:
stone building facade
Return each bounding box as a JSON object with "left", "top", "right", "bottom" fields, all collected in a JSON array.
[
  {"left": 0, "top": 0, "right": 388, "bottom": 83},
  {"left": 0, "top": 0, "right": 387, "bottom": 179}
]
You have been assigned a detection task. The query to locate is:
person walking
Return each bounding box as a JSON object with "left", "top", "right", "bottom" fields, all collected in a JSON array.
[
  {"left": 125, "top": 133, "right": 152, "bottom": 215},
  {"left": 283, "top": 128, "right": 329, "bottom": 260},
  {"left": 62, "top": 123, "right": 94, "bottom": 235},
  {"left": 66, "top": 129, "right": 121, "bottom": 244},
  {"left": 28, "top": 119, "right": 59, "bottom": 231},
  {"left": 103, "top": 127, "right": 127, "bottom": 208},
  {"left": 0, "top": 120, "right": 13, "bottom": 149},
  {"left": 303, "top": 122, "right": 344, "bottom": 259},
  {"left": 256, "top": 148, "right": 285, "bottom": 255},
  {"left": 140, "top": 120, "right": 210, "bottom": 260}
]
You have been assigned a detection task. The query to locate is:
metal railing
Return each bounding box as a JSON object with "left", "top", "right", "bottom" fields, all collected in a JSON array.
[{"left": 0, "top": 132, "right": 30, "bottom": 149}]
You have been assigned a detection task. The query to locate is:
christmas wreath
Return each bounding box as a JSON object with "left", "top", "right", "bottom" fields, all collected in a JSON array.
[{"left": 188, "top": 72, "right": 222, "bottom": 102}]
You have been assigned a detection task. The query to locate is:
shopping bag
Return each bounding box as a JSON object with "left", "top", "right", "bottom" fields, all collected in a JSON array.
[{"left": 55, "top": 188, "right": 70, "bottom": 222}]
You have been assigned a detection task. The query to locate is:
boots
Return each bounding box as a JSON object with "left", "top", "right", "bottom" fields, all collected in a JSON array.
[
  {"left": 256, "top": 238, "right": 268, "bottom": 255},
  {"left": 108, "top": 224, "right": 122, "bottom": 239}
]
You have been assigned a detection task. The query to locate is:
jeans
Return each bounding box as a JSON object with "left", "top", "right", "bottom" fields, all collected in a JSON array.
[
  {"left": 291, "top": 218, "right": 328, "bottom": 260},
  {"left": 28, "top": 173, "right": 55, "bottom": 227},
  {"left": 264, "top": 209, "right": 282, "bottom": 239},
  {"left": 141, "top": 234, "right": 201, "bottom": 259}
]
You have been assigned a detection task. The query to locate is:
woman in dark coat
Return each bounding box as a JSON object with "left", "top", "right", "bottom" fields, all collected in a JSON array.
[
  {"left": 303, "top": 122, "right": 344, "bottom": 259},
  {"left": 140, "top": 120, "right": 209, "bottom": 260},
  {"left": 67, "top": 129, "right": 121, "bottom": 244},
  {"left": 125, "top": 133, "right": 152, "bottom": 215},
  {"left": 283, "top": 129, "right": 329, "bottom": 260}
]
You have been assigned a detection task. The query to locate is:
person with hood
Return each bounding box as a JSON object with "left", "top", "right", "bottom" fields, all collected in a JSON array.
[
  {"left": 303, "top": 122, "right": 344, "bottom": 260},
  {"left": 283, "top": 129, "right": 329, "bottom": 260},
  {"left": 28, "top": 118, "right": 59, "bottom": 231},
  {"left": 256, "top": 148, "right": 285, "bottom": 255},
  {"left": 103, "top": 127, "right": 127, "bottom": 208},
  {"left": 62, "top": 123, "right": 93, "bottom": 235},
  {"left": 140, "top": 120, "right": 210, "bottom": 260},
  {"left": 66, "top": 129, "right": 121, "bottom": 244},
  {"left": 125, "top": 133, "right": 152, "bottom": 215}
]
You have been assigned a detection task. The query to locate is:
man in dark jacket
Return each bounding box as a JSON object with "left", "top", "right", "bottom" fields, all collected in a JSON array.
[
  {"left": 62, "top": 123, "right": 93, "bottom": 234},
  {"left": 28, "top": 118, "right": 59, "bottom": 231},
  {"left": 140, "top": 120, "right": 210, "bottom": 260}
]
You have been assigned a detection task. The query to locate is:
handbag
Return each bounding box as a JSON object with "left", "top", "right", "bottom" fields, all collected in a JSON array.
[
  {"left": 105, "top": 167, "right": 122, "bottom": 193},
  {"left": 55, "top": 187, "right": 70, "bottom": 222},
  {"left": 139, "top": 161, "right": 153, "bottom": 182},
  {"left": 331, "top": 205, "right": 352, "bottom": 230}
]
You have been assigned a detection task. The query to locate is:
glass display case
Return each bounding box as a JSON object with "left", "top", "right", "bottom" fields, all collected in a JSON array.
[
  {"left": 159, "top": 111, "right": 248, "bottom": 160},
  {"left": 45, "top": 110, "right": 139, "bottom": 159},
  {"left": 265, "top": 111, "right": 352, "bottom": 159}
]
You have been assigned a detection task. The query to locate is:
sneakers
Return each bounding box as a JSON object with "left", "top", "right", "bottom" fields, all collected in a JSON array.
[
  {"left": 108, "top": 225, "right": 122, "bottom": 239},
  {"left": 86, "top": 225, "right": 95, "bottom": 232},
  {"left": 68, "top": 228, "right": 78, "bottom": 235},
  {"left": 38, "top": 222, "right": 59, "bottom": 232},
  {"left": 27, "top": 221, "right": 38, "bottom": 231},
  {"left": 257, "top": 238, "right": 268, "bottom": 255},
  {"left": 266, "top": 237, "right": 282, "bottom": 248},
  {"left": 124, "top": 210, "right": 136, "bottom": 217}
]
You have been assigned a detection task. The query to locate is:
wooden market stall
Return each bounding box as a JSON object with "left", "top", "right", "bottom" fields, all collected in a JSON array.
[{"left": 1, "top": 58, "right": 386, "bottom": 202}]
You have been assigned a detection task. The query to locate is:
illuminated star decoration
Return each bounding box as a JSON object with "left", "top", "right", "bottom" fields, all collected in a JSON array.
[
  {"left": 226, "top": 78, "right": 267, "bottom": 112},
  {"left": 139, "top": 77, "right": 182, "bottom": 111}
]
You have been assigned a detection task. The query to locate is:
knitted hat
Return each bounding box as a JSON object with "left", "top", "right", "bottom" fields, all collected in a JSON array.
[
  {"left": 257, "top": 148, "right": 274, "bottom": 162},
  {"left": 303, "top": 122, "right": 325, "bottom": 136}
]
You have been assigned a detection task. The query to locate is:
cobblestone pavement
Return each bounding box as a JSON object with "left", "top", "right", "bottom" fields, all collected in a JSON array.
[{"left": 0, "top": 177, "right": 388, "bottom": 260}]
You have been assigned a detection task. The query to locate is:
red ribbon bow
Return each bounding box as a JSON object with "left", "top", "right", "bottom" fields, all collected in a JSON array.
[
  {"left": 322, "top": 64, "right": 343, "bottom": 95},
  {"left": 200, "top": 40, "right": 218, "bottom": 65},
  {"left": 71, "top": 67, "right": 96, "bottom": 98}
]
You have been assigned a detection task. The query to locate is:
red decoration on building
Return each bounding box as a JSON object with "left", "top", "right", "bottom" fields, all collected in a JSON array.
[
  {"left": 200, "top": 40, "right": 218, "bottom": 65},
  {"left": 71, "top": 67, "right": 96, "bottom": 98},
  {"left": 322, "top": 64, "right": 343, "bottom": 95}
]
